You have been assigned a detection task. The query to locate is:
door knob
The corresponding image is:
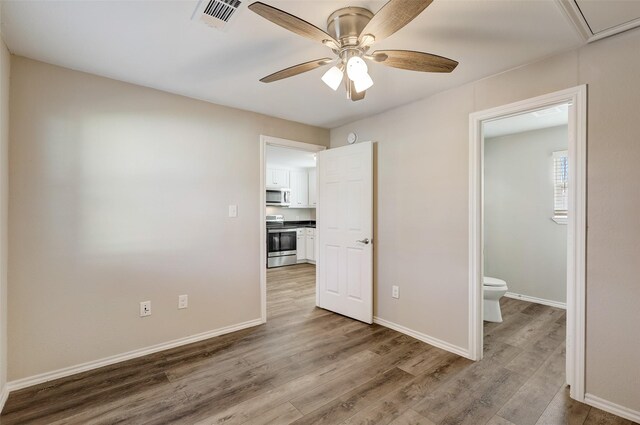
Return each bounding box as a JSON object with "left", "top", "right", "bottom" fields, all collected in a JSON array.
[{"left": 356, "top": 238, "right": 370, "bottom": 245}]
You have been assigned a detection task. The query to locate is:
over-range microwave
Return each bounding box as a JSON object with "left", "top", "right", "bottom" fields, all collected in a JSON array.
[{"left": 266, "top": 188, "right": 291, "bottom": 207}]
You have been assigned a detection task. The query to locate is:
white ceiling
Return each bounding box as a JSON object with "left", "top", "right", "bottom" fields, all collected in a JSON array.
[
  {"left": 267, "top": 145, "right": 316, "bottom": 169},
  {"left": 1, "top": 0, "right": 583, "bottom": 128},
  {"left": 483, "top": 104, "right": 569, "bottom": 139}
]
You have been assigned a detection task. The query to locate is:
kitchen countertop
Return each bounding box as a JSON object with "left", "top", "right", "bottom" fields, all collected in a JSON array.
[{"left": 266, "top": 220, "right": 316, "bottom": 230}]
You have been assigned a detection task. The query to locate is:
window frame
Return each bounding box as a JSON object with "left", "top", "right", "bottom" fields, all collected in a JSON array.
[{"left": 552, "top": 150, "right": 568, "bottom": 225}]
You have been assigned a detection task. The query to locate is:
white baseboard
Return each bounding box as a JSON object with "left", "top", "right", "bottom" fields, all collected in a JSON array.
[
  {"left": 0, "top": 384, "right": 8, "bottom": 413},
  {"left": 584, "top": 393, "right": 640, "bottom": 423},
  {"left": 6, "top": 318, "right": 264, "bottom": 392},
  {"left": 373, "top": 316, "right": 470, "bottom": 359},
  {"left": 504, "top": 292, "right": 566, "bottom": 310}
]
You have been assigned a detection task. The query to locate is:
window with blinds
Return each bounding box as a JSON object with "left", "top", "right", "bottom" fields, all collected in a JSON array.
[{"left": 553, "top": 150, "right": 568, "bottom": 224}]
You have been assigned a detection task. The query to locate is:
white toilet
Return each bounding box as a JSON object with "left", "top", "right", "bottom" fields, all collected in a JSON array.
[{"left": 483, "top": 277, "right": 509, "bottom": 323}]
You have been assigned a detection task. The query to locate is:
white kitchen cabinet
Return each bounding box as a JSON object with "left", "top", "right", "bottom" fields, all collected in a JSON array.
[
  {"left": 296, "top": 229, "right": 306, "bottom": 262},
  {"left": 306, "top": 228, "right": 315, "bottom": 262},
  {"left": 266, "top": 168, "right": 290, "bottom": 189},
  {"left": 308, "top": 169, "right": 317, "bottom": 207},
  {"left": 289, "top": 170, "right": 309, "bottom": 208}
]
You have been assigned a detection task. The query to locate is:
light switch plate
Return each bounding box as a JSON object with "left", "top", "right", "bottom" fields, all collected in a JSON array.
[
  {"left": 228, "top": 205, "right": 238, "bottom": 217},
  {"left": 140, "top": 301, "right": 151, "bottom": 317}
]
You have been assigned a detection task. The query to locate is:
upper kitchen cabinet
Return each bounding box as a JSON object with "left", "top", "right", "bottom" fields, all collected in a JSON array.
[
  {"left": 308, "top": 169, "right": 317, "bottom": 208},
  {"left": 266, "top": 145, "right": 317, "bottom": 207},
  {"left": 290, "top": 170, "right": 309, "bottom": 208},
  {"left": 266, "top": 168, "right": 290, "bottom": 189}
]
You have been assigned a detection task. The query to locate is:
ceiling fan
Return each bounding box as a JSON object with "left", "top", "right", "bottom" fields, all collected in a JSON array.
[{"left": 248, "top": 0, "right": 458, "bottom": 101}]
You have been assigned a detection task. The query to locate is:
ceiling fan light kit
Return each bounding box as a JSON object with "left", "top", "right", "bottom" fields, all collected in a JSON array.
[
  {"left": 342, "top": 55, "right": 372, "bottom": 94},
  {"left": 321, "top": 64, "right": 344, "bottom": 91},
  {"left": 248, "top": 0, "right": 458, "bottom": 102},
  {"left": 353, "top": 70, "right": 374, "bottom": 94}
]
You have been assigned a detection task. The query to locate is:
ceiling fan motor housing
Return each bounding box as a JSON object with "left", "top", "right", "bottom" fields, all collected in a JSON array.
[{"left": 327, "top": 7, "right": 374, "bottom": 47}]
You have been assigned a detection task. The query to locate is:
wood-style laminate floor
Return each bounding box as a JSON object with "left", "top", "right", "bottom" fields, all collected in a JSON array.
[{"left": 1, "top": 263, "right": 636, "bottom": 424}]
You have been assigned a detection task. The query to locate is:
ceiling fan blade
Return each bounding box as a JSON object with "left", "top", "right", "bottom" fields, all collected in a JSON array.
[
  {"left": 346, "top": 79, "right": 366, "bottom": 102},
  {"left": 359, "top": 0, "right": 433, "bottom": 43},
  {"left": 249, "top": 2, "right": 339, "bottom": 46},
  {"left": 370, "top": 50, "right": 458, "bottom": 73},
  {"left": 260, "top": 58, "right": 333, "bottom": 83}
]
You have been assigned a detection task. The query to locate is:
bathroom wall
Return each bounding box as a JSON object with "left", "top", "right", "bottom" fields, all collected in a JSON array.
[
  {"left": 266, "top": 206, "right": 315, "bottom": 221},
  {"left": 484, "top": 125, "right": 568, "bottom": 304}
]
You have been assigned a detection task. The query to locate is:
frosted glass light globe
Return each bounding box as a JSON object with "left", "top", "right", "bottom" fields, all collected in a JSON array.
[
  {"left": 321, "top": 66, "right": 344, "bottom": 91},
  {"left": 346, "top": 56, "right": 368, "bottom": 81},
  {"left": 354, "top": 73, "right": 374, "bottom": 93}
]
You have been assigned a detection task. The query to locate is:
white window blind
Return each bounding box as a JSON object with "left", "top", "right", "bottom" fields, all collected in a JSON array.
[{"left": 553, "top": 150, "right": 568, "bottom": 224}]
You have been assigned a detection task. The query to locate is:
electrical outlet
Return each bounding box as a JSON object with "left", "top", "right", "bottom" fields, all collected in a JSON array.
[
  {"left": 178, "top": 294, "right": 188, "bottom": 309},
  {"left": 140, "top": 301, "right": 151, "bottom": 317},
  {"left": 228, "top": 205, "right": 238, "bottom": 218},
  {"left": 392, "top": 286, "right": 399, "bottom": 299}
]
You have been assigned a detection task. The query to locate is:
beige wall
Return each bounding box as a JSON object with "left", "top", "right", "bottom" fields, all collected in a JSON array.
[
  {"left": 334, "top": 84, "right": 475, "bottom": 350},
  {"left": 0, "top": 32, "right": 10, "bottom": 393},
  {"left": 331, "top": 29, "right": 640, "bottom": 411},
  {"left": 8, "top": 56, "right": 328, "bottom": 380},
  {"left": 485, "top": 126, "right": 568, "bottom": 304}
]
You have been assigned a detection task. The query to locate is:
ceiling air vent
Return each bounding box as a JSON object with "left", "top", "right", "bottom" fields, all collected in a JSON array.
[{"left": 196, "top": 0, "right": 243, "bottom": 30}]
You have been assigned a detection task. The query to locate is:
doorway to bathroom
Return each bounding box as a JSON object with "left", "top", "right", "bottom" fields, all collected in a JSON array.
[
  {"left": 483, "top": 106, "right": 569, "bottom": 314},
  {"left": 469, "top": 86, "right": 587, "bottom": 402}
]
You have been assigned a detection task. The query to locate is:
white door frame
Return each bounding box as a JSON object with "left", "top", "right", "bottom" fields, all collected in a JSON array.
[
  {"left": 259, "top": 135, "right": 326, "bottom": 322},
  {"left": 468, "top": 85, "right": 587, "bottom": 401}
]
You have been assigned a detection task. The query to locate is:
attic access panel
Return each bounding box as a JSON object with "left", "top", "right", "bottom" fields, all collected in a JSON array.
[{"left": 559, "top": 0, "right": 640, "bottom": 42}]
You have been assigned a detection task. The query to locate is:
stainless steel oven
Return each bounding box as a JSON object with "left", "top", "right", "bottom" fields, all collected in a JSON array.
[{"left": 267, "top": 228, "right": 297, "bottom": 268}]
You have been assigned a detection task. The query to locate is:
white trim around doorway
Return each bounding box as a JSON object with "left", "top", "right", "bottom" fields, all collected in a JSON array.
[
  {"left": 468, "top": 85, "right": 587, "bottom": 401},
  {"left": 259, "top": 135, "right": 326, "bottom": 323}
]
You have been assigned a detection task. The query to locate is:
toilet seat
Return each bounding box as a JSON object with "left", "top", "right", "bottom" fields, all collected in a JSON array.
[{"left": 484, "top": 277, "right": 508, "bottom": 288}]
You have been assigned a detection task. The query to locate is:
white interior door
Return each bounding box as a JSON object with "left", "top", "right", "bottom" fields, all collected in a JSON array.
[{"left": 317, "top": 141, "right": 373, "bottom": 324}]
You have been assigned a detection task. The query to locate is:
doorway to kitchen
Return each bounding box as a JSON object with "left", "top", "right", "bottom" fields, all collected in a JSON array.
[{"left": 260, "top": 136, "right": 325, "bottom": 322}]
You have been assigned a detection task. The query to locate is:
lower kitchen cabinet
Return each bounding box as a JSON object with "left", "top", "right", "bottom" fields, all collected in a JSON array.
[
  {"left": 305, "top": 228, "right": 315, "bottom": 262},
  {"left": 296, "top": 229, "right": 306, "bottom": 262},
  {"left": 295, "top": 228, "right": 316, "bottom": 264}
]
